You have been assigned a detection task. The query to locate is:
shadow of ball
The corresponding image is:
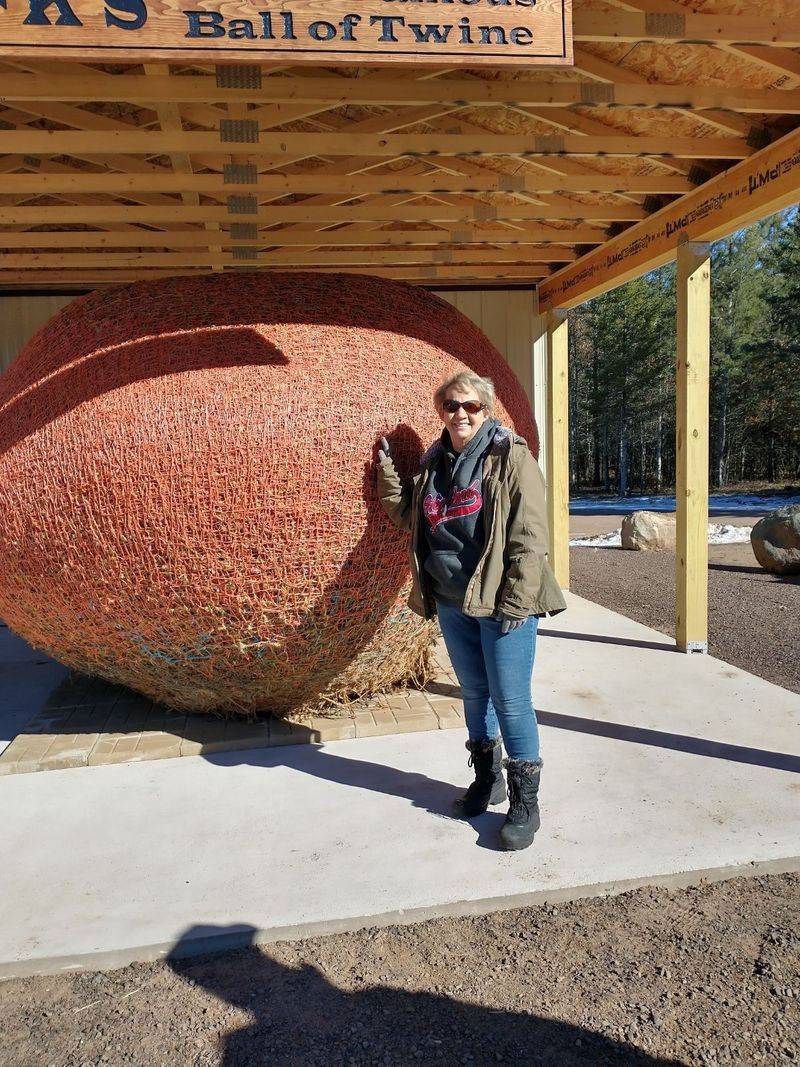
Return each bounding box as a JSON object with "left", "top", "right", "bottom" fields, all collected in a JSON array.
[{"left": 0, "top": 272, "right": 538, "bottom": 717}]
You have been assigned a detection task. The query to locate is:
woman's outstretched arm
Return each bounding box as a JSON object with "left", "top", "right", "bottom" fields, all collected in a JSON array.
[{"left": 375, "top": 436, "right": 415, "bottom": 534}]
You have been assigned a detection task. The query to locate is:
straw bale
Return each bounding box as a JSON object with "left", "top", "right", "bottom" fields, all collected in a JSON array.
[{"left": 0, "top": 271, "right": 538, "bottom": 719}]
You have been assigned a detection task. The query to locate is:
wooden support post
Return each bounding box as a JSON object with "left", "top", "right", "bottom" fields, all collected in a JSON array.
[
  {"left": 675, "top": 239, "right": 711, "bottom": 653},
  {"left": 532, "top": 295, "right": 548, "bottom": 480},
  {"left": 546, "top": 309, "right": 570, "bottom": 590}
]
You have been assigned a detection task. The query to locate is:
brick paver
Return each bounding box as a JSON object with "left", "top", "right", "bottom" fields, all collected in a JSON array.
[{"left": 0, "top": 637, "right": 465, "bottom": 775}]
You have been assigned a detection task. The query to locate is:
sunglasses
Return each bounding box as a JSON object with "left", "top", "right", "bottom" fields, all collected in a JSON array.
[{"left": 442, "top": 399, "right": 484, "bottom": 414}]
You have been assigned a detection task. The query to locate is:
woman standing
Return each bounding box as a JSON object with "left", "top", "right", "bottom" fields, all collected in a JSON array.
[{"left": 376, "top": 372, "right": 566, "bottom": 851}]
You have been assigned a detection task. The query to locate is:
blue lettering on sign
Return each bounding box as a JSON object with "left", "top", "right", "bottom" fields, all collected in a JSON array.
[
  {"left": 105, "top": 0, "right": 147, "bottom": 29},
  {"left": 185, "top": 9, "right": 224, "bottom": 36},
  {"left": 408, "top": 22, "right": 453, "bottom": 43},
  {"left": 6, "top": 0, "right": 541, "bottom": 51},
  {"left": 23, "top": 0, "right": 83, "bottom": 25}
]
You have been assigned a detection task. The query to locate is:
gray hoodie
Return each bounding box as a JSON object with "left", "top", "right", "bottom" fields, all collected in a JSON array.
[{"left": 420, "top": 418, "right": 499, "bottom": 608}]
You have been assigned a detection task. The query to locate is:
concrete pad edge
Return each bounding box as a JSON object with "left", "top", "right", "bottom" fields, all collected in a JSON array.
[{"left": 2, "top": 855, "right": 799, "bottom": 982}]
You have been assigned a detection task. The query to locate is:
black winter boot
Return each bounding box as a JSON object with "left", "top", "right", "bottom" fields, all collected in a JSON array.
[
  {"left": 452, "top": 737, "right": 506, "bottom": 818},
  {"left": 499, "top": 758, "right": 542, "bottom": 851}
]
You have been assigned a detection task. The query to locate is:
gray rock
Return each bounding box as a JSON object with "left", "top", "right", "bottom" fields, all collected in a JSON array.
[{"left": 750, "top": 504, "right": 800, "bottom": 575}]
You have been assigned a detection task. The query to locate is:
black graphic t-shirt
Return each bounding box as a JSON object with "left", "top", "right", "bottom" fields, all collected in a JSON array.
[{"left": 421, "top": 419, "right": 498, "bottom": 607}]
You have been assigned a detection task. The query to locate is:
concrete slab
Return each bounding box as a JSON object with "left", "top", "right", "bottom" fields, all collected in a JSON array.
[{"left": 0, "top": 592, "right": 798, "bottom": 979}]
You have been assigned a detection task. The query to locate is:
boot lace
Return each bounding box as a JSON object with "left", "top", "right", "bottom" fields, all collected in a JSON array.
[{"left": 465, "top": 744, "right": 499, "bottom": 795}]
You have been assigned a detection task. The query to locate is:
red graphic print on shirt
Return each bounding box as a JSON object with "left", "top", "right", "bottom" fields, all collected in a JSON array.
[{"left": 423, "top": 480, "right": 483, "bottom": 533}]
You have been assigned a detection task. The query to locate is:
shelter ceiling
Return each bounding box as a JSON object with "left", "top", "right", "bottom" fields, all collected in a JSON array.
[{"left": 1, "top": 0, "right": 800, "bottom": 292}]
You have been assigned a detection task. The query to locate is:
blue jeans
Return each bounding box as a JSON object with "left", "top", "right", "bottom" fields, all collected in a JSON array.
[{"left": 435, "top": 601, "right": 541, "bottom": 762}]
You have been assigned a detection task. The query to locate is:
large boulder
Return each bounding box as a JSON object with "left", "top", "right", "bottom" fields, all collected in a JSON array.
[
  {"left": 0, "top": 271, "right": 537, "bottom": 718},
  {"left": 750, "top": 504, "right": 800, "bottom": 575},
  {"left": 621, "top": 510, "right": 677, "bottom": 551}
]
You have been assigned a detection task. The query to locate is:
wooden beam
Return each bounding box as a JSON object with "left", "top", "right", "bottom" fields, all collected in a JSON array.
[
  {"left": 539, "top": 125, "right": 800, "bottom": 311},
  {"left": 0, "top": 202, "right": 645, "bottom": 225},
  {"left": 574, "top": 10, "right": 800, "bottom": 48},
  {"left": 675, "top": 240, "right": 711, "bottom": 654},
  {"left": 0, "top": 249, "right": 562, "bottom": 269},
  {"left": 2, "top": 73, "right": 800, "bottom": 114},
  {"left": 0, "top": 157, "right": 176, "bottom": 234},
  {"left": 545, "top": 309, "right": 570, "bottom": 591},
  {"left": 0, "top": 131, "right": 751, "bottom": 160},
  {"left": 0, "top": 225, "right": 604, "bottom": 249},
  {"left": 0, "top": 265, "right": 549, "bottom": 289},
  {"left": 0, "top": 95, "right": 199, "bottom": 230},
  {"left": 0, "top": 172, "right": 691, "bottom": 196}
]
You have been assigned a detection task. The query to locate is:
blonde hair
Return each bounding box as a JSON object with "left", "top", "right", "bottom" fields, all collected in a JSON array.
[{"left": 434, "top": 372, "right": 495, "bottom": 416}]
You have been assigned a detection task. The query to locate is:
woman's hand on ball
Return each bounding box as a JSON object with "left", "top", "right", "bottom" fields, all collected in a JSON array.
[{"left": 378, "top": 436, "right": 392, "bottom": 464}]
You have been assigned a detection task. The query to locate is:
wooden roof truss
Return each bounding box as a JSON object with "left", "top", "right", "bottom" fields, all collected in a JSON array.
[{"left": 2, "top": 0, "right": 800, "bottom": 293}]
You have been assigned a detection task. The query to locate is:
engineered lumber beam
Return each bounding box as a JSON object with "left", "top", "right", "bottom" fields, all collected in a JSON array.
[
  {"left": 539, "top": 125, "right": 800, "bottom": 310},
  {"left": 0, "top": 131, "right": 751, "bottom": 160},
  {"left": 0, "top": 157, "right": 173, "bottom": 234},
  {"left": 675, "top": 239, "right": 711, "bottom": 654}
]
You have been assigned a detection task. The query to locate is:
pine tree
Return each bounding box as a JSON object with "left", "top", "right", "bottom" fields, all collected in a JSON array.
[
  {"left": 568, "top": 206, "right": 798, "bottom": 491},
  {"left": 742, "top": 210, "right": 800, "bottom": 482}
]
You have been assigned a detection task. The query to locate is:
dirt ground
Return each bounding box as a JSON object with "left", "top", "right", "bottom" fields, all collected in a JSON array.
[
  {"left": 1, "top": 873, "right": 798, "bottom": 1067},
  {"left": 569, "top": 540, "right": 800, "bottom": 695}
]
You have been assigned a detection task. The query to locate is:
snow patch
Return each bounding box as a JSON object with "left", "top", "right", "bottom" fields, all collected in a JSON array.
[
  {"left": 570, "top": 530, "right": 622, "bottom": 548},
  {"left": 570, "top": 524, "right": 753, "bottom": 548},
  {"left": 709, "top": 523, "right": 753, "bottom": 545}
]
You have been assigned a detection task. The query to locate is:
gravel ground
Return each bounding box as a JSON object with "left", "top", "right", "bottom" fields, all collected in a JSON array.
[
  {"left": 570, "top": 542, "right": 800, "bottom": 695},
  {"left": 1, "top": 874, "right": 798, "bottom": 1067}
]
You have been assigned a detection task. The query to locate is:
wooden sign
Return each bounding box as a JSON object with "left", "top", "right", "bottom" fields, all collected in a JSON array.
[
  {"left": 539, "top": 125, "right": 800, "bottom": 311},
  {"left": 0, "top": 0, "right": 573, "bottom": 66}
]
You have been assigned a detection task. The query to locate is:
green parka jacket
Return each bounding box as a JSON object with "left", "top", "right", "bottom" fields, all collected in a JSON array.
[{"left": 377, "top": 425, "right": 567, "bottom": 622}]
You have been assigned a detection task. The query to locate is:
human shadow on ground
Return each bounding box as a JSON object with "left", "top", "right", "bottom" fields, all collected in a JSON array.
[
  {"left": 166, "top": 924, "right": 682, "bottom": 1067},
  {"left": 202, "top": 743, "right": 508, "bottom": 852}
]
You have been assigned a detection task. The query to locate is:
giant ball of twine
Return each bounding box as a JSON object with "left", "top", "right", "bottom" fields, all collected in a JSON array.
[{"left": 0, "top": 272, "right": 538, "bottom": 718}]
